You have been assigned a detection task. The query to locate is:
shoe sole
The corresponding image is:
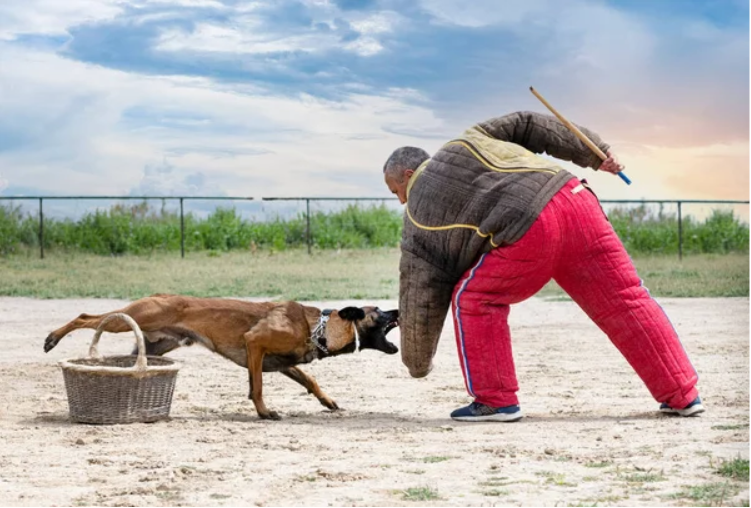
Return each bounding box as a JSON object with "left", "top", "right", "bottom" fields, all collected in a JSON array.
[
  {"left": 451, "top": 412, "right": 523, "bottom": 422},
  {"left": 660, "top": 403, "right": 705, "bottom": 417}
]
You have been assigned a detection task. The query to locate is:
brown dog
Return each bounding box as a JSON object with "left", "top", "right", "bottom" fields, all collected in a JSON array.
[{"left": 44, "top": 294, "right": 399, "bottom": 420}]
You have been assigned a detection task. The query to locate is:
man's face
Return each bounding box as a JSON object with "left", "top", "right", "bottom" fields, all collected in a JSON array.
[{"left": 384, "top": 169, "right": 414, "bottom": 204}]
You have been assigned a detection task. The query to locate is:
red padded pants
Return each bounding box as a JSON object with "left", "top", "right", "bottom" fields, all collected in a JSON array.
[{"left": 451, "top": 178, "right": 699, "bottom": 409}]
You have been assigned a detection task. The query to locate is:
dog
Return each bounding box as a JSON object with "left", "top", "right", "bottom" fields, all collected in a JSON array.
[{"left": 44, "top": 294, "right": 399, "bottom": 420}]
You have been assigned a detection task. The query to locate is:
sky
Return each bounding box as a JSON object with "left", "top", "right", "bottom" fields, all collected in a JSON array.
[{"left": 0, "top": 0, "right": 748, "bottom": 207}]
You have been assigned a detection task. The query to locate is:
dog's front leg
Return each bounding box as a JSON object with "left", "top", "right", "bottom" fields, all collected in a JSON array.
[
  {"left": 244, "top": 336, "right": 279, "bottom": 420},
  {"left": 281, "top": 367, "right": 339, "bottom": 411}
]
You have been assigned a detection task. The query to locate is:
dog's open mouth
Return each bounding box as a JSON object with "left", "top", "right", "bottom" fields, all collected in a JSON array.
[{"left": 385, "top": 319, "right": 399, "bottom": 334}]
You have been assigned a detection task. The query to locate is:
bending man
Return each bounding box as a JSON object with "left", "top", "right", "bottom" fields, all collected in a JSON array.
[{"left": 382, "top": 111, "right": 703, "bottom": 422}]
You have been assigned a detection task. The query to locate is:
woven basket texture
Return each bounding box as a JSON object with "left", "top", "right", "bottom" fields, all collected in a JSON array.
[
  {"left": 59, "top": 313, "right": 180, "bottom": 425},
  {"left": 62, "top": 356, "right": 178, "bottom": 424}
]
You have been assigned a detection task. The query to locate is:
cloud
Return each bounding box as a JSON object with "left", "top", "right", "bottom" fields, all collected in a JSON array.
[
  {"left": 152, "top": 2, "right": 401, "bottom": 57},
  {"left": 0, "top": 0, "right": 124, "bottom": 40},
  {"left": 130, "top": 158, "right": 227, "bottom": 196},
  {"left": 418, "top": 0, "right": 550, "bottom": 28},
  {"left": 0, "top": 43, "right": 444, "bottom": 197},
  {"left": 156, "top": 21, "right": 341, "bottom": 55},
  {"left": 0, "top": 0, "right": 746, "bottom": 204}
]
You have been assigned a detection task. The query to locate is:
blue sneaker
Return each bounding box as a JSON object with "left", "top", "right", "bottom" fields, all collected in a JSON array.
[
  {"left": 660, "top": 397, "right": 705, "bottom": 417},
  {"left": 450, "top": 401, "right": 523, "bottom": 422}
]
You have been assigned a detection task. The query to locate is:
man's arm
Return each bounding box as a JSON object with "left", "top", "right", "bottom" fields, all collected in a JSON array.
[
  {"left": 398, "top": 246, "right": 455, "bottom": 378},
  {"left": 477, "top": 111, "right": 611, "bottom": 170}
]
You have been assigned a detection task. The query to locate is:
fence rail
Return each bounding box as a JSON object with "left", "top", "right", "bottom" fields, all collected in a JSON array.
[{"left": 1, "top": 196, "right": 748, "bottom": 260}]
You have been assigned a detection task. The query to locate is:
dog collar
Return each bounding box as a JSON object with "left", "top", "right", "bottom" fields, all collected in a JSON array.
[
  {"left": 310, "top": 309, "right": 359, "bottom": 355},
  {"left": 310, "top": 309, "right": 333, "bottom": 354}
]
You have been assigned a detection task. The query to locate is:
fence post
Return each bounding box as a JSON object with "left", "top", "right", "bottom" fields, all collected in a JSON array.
[
  {"left": 306, "top": 198, "right": 311, "bottom": 255},
  {"left": 38, "top": 197, "right": 44, "bottom": 259},
  {"left": 677, "top": 201, "right": 683, "bottom": 261},
  {"left": 180, "top": 198, "right": 185, "bottom": 259}
]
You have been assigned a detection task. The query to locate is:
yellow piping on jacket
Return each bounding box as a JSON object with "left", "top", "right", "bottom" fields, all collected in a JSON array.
[
  {"left": 444, "top": 140, "right": 558, "bottom": 175},
  {"left": 405, "top": 159, "right": 500, "bottom": 248},
  {"left": 406, "top": 205, "right": 500, "bottom": 247},
  {"left": 404, "top": 125, "right": 561, "bottom": 247}
]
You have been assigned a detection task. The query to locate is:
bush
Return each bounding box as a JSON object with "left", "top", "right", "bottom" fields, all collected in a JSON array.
[{"left": 0, "top": 201, "right": 747, "bottom": 256}]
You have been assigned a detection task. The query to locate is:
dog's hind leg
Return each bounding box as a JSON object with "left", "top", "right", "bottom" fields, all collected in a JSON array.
[
  {"left": 44, "top": 311, "right": 135, "bottom": 353},
  {"left": 44, "top": 297, "right": 176, "bottom": 353},
  {"left": 281, "top": 366, "right": 339, "bottom": 411}
]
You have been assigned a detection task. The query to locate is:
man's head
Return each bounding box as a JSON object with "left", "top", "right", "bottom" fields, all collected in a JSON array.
[{"left": 383, "top": 146, "right": 430, "bottom": 204}]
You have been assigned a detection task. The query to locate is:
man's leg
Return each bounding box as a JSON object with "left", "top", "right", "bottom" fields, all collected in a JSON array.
[
  {"left": 550, "top": 184, "right": 700, "bottom": 411},
  {"left": 451, "top": 206, "right": 559, "bottom": 414}
]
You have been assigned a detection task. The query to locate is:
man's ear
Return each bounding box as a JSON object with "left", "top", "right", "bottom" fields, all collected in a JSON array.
[
  {"left": 337, "top": 307, "right": 365, "bottom": 321},
  {"left": 404, "top": 168, "right": 415, "bottom": 180}
]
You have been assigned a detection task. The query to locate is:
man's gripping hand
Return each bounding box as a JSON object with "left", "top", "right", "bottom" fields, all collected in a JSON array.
[{"left": 598, "top": 149, "right": 625, "bottom": 175}]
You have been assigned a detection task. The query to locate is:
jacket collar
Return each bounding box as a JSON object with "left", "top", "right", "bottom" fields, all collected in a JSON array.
[{"left": 406, "top": 159, "right": 430, "bottom": 202}]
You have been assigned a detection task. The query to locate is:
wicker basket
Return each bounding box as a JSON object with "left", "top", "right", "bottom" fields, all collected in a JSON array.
[{"left": 59, "top": 313, "right": 180, "bottom": 424}]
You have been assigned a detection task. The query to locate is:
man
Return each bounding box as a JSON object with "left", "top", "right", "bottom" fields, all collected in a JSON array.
[{"left": 383, "top": 111, "right": 703, "bottom": 422}]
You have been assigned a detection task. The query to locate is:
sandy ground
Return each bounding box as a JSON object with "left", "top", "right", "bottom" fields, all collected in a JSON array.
[{"left": 0, "top": 296, "right": 748, "bottom": 507}]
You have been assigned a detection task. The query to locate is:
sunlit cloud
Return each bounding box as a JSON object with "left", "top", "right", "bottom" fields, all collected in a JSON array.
[{"left": 0, "top": 0, "right": 746, "bottom": 205}]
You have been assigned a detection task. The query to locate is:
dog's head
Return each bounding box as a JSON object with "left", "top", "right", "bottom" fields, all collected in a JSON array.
[{"left": 335, "top": 306, "right": 399, "bottom": 355}]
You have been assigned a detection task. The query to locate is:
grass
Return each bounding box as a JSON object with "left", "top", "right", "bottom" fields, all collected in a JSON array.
[
  {"left": 712, "top": 424, "right": 749, "bottom": 431},
  {"left": 715, "top": 458, "right": 750, "bottom": 481},
  {"left": 422, "top": 456, "right": 452, "bottom": 463},
  {"left": 481, "top": 489, "right": 509, "bottom": 497},
  {"left": 584, "top": 460, "right": 613, "bottom": 468},
  {"left": 621, "top": 472, "right": 666, "bottom": 483},
  {"left": 399, "top": 486, "right": 442, "bottom": 501},
  {"left": 538, "top": 253, "right": 749, "bottom": 299},
  {"left": 0, "top": 249, "right": 747, "bottom": 300},
  {"left": 669, "top": 482, "right": 741, "bottom": 505},
  {"left": 535, "top": 471, "right": 578, "bottom": 487},
  {"left": 0, "top": 248, "right": 400, "bottom": 300}
]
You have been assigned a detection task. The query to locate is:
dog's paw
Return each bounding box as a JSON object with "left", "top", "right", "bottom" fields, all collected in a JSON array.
[
  {"left": 259, "top": 410, "right": 281, "bottom": 421},
  {"left": 43, "top": 334, "right": 60, "bottom": 353},
  {"left": 319, "top": 398, "right": 339, "bottom": 411}
]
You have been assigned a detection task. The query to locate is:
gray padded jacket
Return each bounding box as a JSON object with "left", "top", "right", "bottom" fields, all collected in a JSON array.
[{"left": 398, "top": 111, "right": 610, "bottom": 377}]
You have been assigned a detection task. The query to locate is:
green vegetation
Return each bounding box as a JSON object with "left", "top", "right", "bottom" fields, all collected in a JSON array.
[
  {"left": 481, "top": 489, "right": 509, "bottom": 497},
  {"left": 0, "top": 201, "right": 401, "bottom": 256},
  {"left": 0, "top": 250, "right": 747, "bottom": 299},
  {"left": 621, "top": 472, "right": 666, "bottom": 483},
  {"left": 0, "top": 196, "right": 747, "bottom": 299},
  {"left": 1, "top": 201, "right": 747, "bottom": 256},
  {"left": 669, "top": 482, "right": 741, "bottom": 505},
  {"left": 712, "top": 424, "right": 749, "bottom": 431},
  {"left": 540, "top": 253, "right": 748, "bottom": 298},
  {"left": 715, "top": 458, "right": 749, "bottom": 482},
  {"left": 0, "top": 249, "right": 401, "bottom": 300},
  {"left": 584, "top": 460, "right": 613, "bottom": 468},
  {"left": 399, "top": 486, "right": 442, "bottom": 501},
  {"left": 421, "top": 456, "right": 452, "bottom": 463},
  {"left": 610, "top": 206, "right": 749, "bottom": 255}
]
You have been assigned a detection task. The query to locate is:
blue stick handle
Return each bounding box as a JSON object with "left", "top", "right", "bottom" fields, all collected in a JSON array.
[{"left": 617, "top": 172, "right": 632, "bottom": 185}]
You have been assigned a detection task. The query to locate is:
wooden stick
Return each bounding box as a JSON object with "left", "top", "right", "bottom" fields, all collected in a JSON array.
[{"left": 530, "top": 86, "right": 631, "bottom": 185}]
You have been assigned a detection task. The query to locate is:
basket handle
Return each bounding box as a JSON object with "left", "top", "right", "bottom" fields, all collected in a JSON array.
[{"left": 89, "top": 313, "right": 148, "bottom": 372}]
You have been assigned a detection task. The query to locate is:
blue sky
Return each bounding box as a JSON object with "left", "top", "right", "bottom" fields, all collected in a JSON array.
[{"left": 0, "top": 0, "right": 748, "bottom": 203}]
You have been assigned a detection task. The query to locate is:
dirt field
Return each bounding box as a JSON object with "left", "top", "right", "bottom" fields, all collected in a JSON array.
[{"left": 0, "top": 296, "right": 748, "bottom": 507}]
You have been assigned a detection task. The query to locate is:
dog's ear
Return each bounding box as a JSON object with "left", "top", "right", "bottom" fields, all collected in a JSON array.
[{"left": 337, "top": 307, "right": 365, "bottom": 321}]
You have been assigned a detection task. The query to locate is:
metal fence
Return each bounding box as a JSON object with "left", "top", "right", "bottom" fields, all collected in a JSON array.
[{"left": 0, "top": 196, "right": 748, "bottom": 260}]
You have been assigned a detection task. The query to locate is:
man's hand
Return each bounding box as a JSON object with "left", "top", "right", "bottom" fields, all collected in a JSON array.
[{"left": 598, "top": 150, "right": 625, "bottom": 175}]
